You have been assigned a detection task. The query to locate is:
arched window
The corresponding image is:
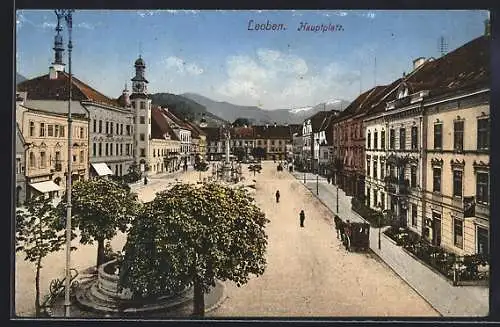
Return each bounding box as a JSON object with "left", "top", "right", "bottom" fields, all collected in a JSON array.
[{"left": 29, "top": 152, "right": 36, "bottom": 168}]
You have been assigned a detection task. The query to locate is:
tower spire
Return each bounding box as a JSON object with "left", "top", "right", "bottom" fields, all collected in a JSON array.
[{"left": 50, "top": 10, "right": 66, "bottom": 78}]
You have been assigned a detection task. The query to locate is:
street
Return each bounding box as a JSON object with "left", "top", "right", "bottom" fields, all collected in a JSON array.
[
  {"left": 208, "top": 162, "right": 439, "bottom": 317},
  {"left": 14, "top": 162, "right": 438, "bottom": 317}
]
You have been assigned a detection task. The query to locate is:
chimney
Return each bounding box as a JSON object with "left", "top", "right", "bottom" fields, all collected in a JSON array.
[
  {"left": 484, "top": 15, "right": 491, "bottom": 36},
  {"left": 412, "top": 57, "right": 426, "bottom": 71},
  {"left": 49, "top": 66, "right": 58, "bottom": 80}
]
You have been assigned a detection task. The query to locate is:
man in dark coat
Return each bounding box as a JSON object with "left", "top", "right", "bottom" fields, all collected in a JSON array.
[
  {"left": 275, "top": 190, "right": 280, "bottom": 203},
  {"left": 299, "top": 210, "right": 305, "bottom": 227}
]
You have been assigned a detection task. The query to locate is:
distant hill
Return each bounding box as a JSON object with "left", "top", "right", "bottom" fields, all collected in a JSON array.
[
  {"left": 181, "top": 93, "right": 350, "bottom": 125},
  {"left": 16, "top": 73, "right": 26, "bottom": 85},
  {"left": 149, "top": 93, "right": 227, "bottom": 127}
]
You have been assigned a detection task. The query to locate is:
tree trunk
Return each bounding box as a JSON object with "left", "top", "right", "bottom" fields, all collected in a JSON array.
[
  {"left": 35, "top": 256, "right": 42, "bottom": 317},
  {"left": 97, "top": 238, "right": 106, "bottom": 267},
  {"left": 192, "top": 277, "right": 205, "bottom": 317}
]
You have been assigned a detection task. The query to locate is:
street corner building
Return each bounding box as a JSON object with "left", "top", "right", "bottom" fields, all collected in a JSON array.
[
  {"left": 362, "top": 35, "right": 490, "bottom": 256},
  {"left": 14, "top": 19, "right": 206, "bottom": 206}
]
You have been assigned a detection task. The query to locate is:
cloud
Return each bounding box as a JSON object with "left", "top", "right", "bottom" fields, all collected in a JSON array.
[
  {"left": 16, "top": 11, "right": 36, "bottom": 30},
  {"left": 216, "top": 48, "right": 361, "bottom": 108},
  {"left": 164, "top": 56, "right": 204, "bottom": 75}
]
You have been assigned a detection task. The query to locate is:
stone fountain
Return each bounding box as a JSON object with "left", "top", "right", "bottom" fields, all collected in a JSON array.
[{"left": 74, "top": 259, "right": 194, "bottom": 316}]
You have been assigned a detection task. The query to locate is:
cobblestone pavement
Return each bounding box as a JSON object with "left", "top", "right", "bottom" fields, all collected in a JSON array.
[
  {"left": 14, "top": 168, "right": 211, "bottom": 317},
  {"left": 207, "top": 162, "right": 439, "bottom": 317}
]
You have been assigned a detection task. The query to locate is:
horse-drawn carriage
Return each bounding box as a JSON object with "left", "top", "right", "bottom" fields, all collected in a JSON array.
[{"left": 334, "top": 215, "right": 370, "bottom": 252}]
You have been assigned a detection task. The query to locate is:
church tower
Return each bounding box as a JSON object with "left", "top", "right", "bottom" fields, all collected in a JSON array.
[
  {"left": 49, "top": 12, "right": 65, "bottom": 79},
  {"left": 130, "top": 55, "right": 152, "bottom": 169}
]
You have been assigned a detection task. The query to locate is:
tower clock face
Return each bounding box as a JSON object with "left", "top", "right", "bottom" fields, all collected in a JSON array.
[{"left": 134, "top": 82, "right": 144, "bottom": 93}]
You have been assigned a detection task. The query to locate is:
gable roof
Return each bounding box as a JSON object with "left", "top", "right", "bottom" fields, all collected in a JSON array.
[
  {"left": 253, "top": 125, "right": 291, "bottom": 139},
  {"left": 160, "top": 107, "right": 190, "bottom": 130},
  {"left": 151, "top": 106, "right": 180, "bottom": 141},
  {"left": 17, "top": 71, "right": 123, "bottom": 109}
]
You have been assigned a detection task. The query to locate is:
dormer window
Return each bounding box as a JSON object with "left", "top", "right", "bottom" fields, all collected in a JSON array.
[{"left": 397, "top": 87, "right": 409, "bottom": 99}]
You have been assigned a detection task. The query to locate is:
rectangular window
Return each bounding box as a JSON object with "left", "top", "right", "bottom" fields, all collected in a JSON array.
[
  {"left": 476, "top": 172, "right": 489, "bottom": 204},
  {"left": 434, "top": 124, "right": 442, "bottom": 149},
  {"left": 433, "top": 168, "right": 441, "bottom": 193},
  {"left": 140, "top": 116, "right": 145, "bottom": 124},
  {"left": 366, "top": 187, "right": 371, "bottom": 207},
  {"left": 126, "top": 144, "right": 130, "bottom": 156},
  {"left": 110, "top": 123, "right": 113, "bottom": 135},
  {"left": 116, "top": 143, "right": 119, "bottom": 155},
  {"left": 374, "top": 132, "right": 378, "bottom": 150},
  {"left": 140, "top": 101, "right": 146, "bottom": 110},
  {"left": 381, "top": 130, "right": 386, "bottom": 150},
  {"left": 60, "top": 126, "right": 65, "bottom": 137},
  {"left": 54, "top": 125, "right": 59, "bottom": 137},
  {"left": 48, "top": 125, "right": 54, "bottom": 137},
  {"left": 477, "top": 118, "right": 489, "bottom": 150},
  {"left": 99, "top": 120, "right": 102, "bottom": 133},
  {"left": 120, "top": 144, "right": 123, "bottom": 156},
  {"left": 454, "top": 121, "right": 464, "bottom": 151},
  {"left": 140, "top": 133, "right": 145, "bottom": 141},
  {"left": 454, "top": 218, "right": 463, "bottom": 249},
  {"left": 40, "top": 123, "right": 45, "bottom": 137},
  {"left": 453, "top": 170, "right": 463, "bottom": 197},
  {"left": 380, "top": 192, "right": 385, "bottom": 210},
  {"left": 80, "top": 150, "right": 84, "bottom": 163},
  {"left": 399, "top": 128, "right": 406, "bottom": 150},
  {"left": 366, "top": 159, "right": 370, "bottom": 177},
  {"left": 98, "top": 143, "right": 102, "bottom": 156},
  {"left": 411, "top": 126, "right": 418, "bottom": 150},
  {"left": 80, "top": 127, "right": 84, "bottom": 139},
  {"left": 412, "top": 204, "right": 417, "bottom": 227},
  {"left": 40, "top": 151, "right": 46, "bottom": 168},
  {"left": 373, "top": 160, "right": 377, "bottom": 179},
  {"left": 105, "top": 143, "right": 109, "bottom": 156},
  {"left": 380, "top": 162, "right": 385, "bottom": 179},
  {"left": 93, "top": 119, "right": 97, "bottom": 133},
  {"left": 140, "top": 148, "right": 146, "bottom": 157},
  {"left": 93, "top": 143, "right": 96, "bottom": 156},
  {"left": 131, "top": 102, "right": 136, "bottom": 109},
  {"left": 367, "top": 133, "right": 371, "bottom": 149},
  {"left": 389, "top": 129, "right": 395, "bottom": 149},
  {"left": 477, "top": 227, "right": 489, "bottom": 256},
  {"left": 411, "top": 166, "right": 417, "bottom": 188},
  {"left": 106, "top": 122, "right": 109, "bottom": 134},
  {"left": 73, "top": 155, "right": 77, "bottom": 162},
  {"left": 29, "top": 121, "right": 35, "bottom": 137},
  {"left": 126, "top": 125, "right": 131, "bottom": 136},
  {"left": 120, "top": 124, "right": 123, "bottom": 135}
]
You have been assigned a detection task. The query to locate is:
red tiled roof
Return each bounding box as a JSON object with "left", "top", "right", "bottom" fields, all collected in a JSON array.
[
  {"left": 151, "top": 106, "right": 180, "bottom": 141},
  {"left": 231, "top": 127, "right": 254, "bottom": 139},
  {"left": 161, "top": 107, "right": 190, "bottom": 129},
  {"left": 17, "top": 71, "right": 123, "bottom": 108}
]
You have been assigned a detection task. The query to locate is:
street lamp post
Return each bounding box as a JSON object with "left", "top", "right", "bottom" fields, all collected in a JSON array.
[{"left": 55, "top": 8, "right": 75, "bottom": 318}]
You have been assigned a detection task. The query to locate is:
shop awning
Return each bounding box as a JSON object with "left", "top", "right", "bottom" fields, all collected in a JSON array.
[
  {"left": 30, "top": 181, "right": 61, "bottom": 193},
  {"left": 91, "top": 163, "right": 113, "bottom": 176}
]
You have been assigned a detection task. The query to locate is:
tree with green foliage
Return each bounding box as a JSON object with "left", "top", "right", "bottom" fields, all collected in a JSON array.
[
  {"left": 119, "top": 183, "right": 269, "bottom": 317},
  {"left": 56, "top": 178, "right": 140, "bottom": 267},
  {"left": 16, "top": 196, "right": 76, "bottom": 316},
  {"left": 123, "top": 162, "right": 142, "bottom": 184},
  {"left": 251, "top": 147, "right": 266, "bottom": 160},
  {"left": 232, "top": 147, "right": 246, "bottom": 162}
]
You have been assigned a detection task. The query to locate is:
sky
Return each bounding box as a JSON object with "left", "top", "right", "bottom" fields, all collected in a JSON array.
[{"left": 16, "top": 10, "right": 488, "bottom": 110}]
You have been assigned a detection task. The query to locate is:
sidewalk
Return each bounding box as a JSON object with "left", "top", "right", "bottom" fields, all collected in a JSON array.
[{"left": 291, "top": 171, "right": 489, "bottom": 317}]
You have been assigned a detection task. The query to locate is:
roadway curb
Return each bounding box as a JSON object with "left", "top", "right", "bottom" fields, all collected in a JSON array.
[{"left": 204, "top": 281, "right": 227, "bottom": 314}]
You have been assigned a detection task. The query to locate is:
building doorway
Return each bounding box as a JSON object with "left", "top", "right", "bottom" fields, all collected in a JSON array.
[{"left": 432, "top": 212, "right": 442, "bottom": 247}]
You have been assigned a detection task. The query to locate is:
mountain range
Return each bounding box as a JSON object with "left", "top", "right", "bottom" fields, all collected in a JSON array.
[{"left": 181, "top": 93, "right": 350, "bottom": 125}]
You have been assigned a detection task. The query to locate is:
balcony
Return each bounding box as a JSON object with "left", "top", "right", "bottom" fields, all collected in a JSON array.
[{"left": 383, "top": 176, "right": 410, "bottom": 195}]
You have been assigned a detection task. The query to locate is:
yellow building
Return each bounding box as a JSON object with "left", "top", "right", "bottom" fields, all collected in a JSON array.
[
  {"left": 424, "top": 90, "right": 489, "bottom": 255},
  {"left": 149, "top": 106, "right": 182, "bottom": 173},
  {"left": 16, "top": 94, "right": 89, "bottom": 200}
]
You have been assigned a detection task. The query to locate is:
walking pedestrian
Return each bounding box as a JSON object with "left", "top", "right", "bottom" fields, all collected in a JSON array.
[
  {"left": 334, "top": 215, "right": 341, "bottom": 239},
  {"left": 299, "top": 210, "right": 305, "bottom": 227},
  {"left": 275, "top": 190, "right": 280, "bottom": 203},
  {"left": 327, "top": 176, "right": 331, "bottom": 184}
]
